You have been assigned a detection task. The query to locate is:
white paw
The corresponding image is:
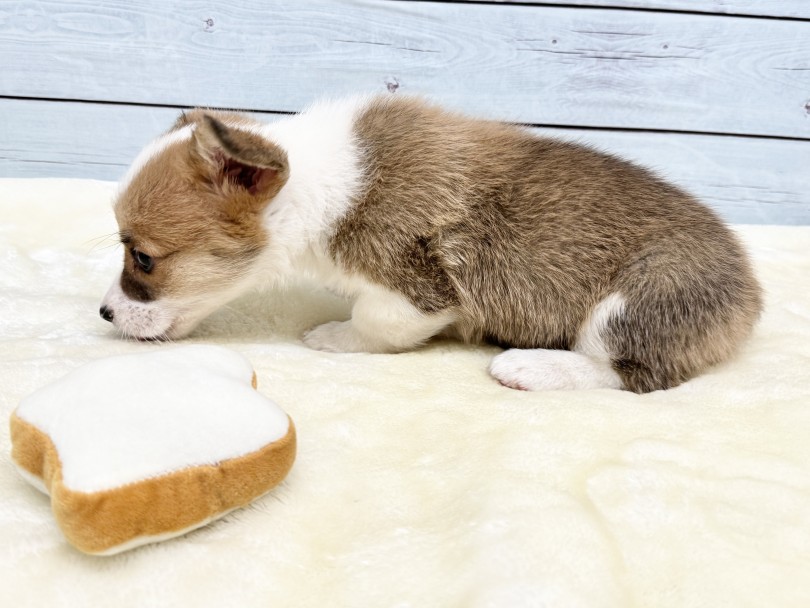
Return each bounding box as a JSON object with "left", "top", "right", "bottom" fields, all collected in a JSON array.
[
  {"left": 489, "top": 349, "right": 623, "bottom": 391},
  {"left": 302, "top": 321, "right": 364, "bottom": 353}
]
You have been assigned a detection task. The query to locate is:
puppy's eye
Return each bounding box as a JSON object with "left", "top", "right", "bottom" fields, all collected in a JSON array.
[{"left": 131, "top": 249, "right": 154, "bottom": 274}]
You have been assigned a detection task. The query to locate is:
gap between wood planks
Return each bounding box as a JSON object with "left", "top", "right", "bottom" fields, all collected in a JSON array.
[
  {"left": 0, "top": 95, "right": 296, "bottom": 118},
  {"left": 4, "top": 94, "right": 809, "bottom": 144},
  {"left": 420, "top": 0, "right": 810, "bottom": 23}
]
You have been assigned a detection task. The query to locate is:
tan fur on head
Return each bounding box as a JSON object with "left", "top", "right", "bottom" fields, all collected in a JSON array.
[{"left": 104, "top": 110, "right": 289, "bottom": 339}]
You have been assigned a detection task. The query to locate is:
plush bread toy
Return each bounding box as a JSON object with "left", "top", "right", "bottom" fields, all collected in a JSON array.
[{"left": 9, "top": 345, "right": 296, "bottom": 555}]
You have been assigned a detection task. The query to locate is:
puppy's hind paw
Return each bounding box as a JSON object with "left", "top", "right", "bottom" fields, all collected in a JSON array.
[
  {"left": 489, "top": 349, "right": 623, "bottom": 391},
  {"left": 489, "top": 349, "right": 551, "bottom": 391}
]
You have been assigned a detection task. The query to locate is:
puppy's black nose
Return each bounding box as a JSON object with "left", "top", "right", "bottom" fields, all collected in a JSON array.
[{"left": 99, "top": 305, "right": 114, "bottom": 323}]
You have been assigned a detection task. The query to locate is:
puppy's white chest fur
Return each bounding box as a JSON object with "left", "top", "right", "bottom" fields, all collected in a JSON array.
[{"left": 254, "top": 97, "right": 369, "bottom": 285}]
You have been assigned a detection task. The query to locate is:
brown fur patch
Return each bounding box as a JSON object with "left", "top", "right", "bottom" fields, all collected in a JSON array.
[
  {"left": 332, "top": 97, "right": 762, "bottom": 392},
  {"left": 120, "top": 267, "right": 153, "bottom": 302},
  {"left": 114, "top": 112, "right": 289, "bottom": 304}
]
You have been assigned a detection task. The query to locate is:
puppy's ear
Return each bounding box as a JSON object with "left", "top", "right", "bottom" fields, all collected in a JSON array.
[{"left": 192, "top": 114, "right": 289, "bottom": 200}]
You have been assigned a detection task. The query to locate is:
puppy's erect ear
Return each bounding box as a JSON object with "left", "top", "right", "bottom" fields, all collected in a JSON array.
[{"left": 192, "top": 114, "right": 290, "bottom": 201}]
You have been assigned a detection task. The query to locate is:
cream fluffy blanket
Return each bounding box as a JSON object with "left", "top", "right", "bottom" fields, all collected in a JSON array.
[{"left": 1, "top": 179, "right": 809, "bottom": 607}]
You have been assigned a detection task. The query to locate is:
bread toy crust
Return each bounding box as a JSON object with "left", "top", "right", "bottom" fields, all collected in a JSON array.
[
  {"left": 10, "top": 411, "right": 296, "bottom": 555},
  {"left": 10, "top": 347, "right": 296, "bottom": 554}
]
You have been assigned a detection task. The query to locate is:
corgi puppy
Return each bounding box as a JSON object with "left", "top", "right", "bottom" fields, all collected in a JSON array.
[{"left": 100, "top": 96, "right": 762, "bottom": 393}]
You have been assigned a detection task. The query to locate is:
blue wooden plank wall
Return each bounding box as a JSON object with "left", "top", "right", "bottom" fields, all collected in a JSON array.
[{"left": 1, "top": 0, "right": 808, "bottom": 224}]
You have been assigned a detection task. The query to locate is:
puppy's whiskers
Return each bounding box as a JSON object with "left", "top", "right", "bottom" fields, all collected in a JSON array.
[{"left": 85, "top": 232, "right": 121, "bottom": 255}]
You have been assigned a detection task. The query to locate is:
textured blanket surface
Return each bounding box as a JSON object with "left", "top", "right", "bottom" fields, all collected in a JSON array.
[{"left": 1, "top": 178, "right": 809, "bottom": 607}]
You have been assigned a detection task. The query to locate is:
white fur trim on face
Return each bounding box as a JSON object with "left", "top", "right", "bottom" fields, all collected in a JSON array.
[
  {"left": 304, "top": 283, "right": 455, "bottom": 354},
  {"left": 101, "top": 279, "right": 176, "bottom": 339},
  {"left": 101, "top": 262, "right": 267, "bottom": 340},
  {"left": 489, "top": 349, "right": 623, "bottom": 391},
  {"left": 576, "top": 293, "right": 626, "bottom": 361},
  {"left": 116, "top": 125, "right": 194, "bottom": 197}
]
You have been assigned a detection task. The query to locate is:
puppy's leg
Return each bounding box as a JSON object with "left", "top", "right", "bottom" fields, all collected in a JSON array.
[
  {"left": 304, "top": 286, "right": 455, "bottom": 353},
  {"left": 491, "top": 245, "right": 760, "bottom": 393},
  {"left": 598, "top": 252, "right": 761, "bottom": 393},
  {"left": 489, "top": 294, "right": 625, "bottom": 391}
]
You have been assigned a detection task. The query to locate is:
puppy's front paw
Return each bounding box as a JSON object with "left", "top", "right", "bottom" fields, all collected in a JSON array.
[{"left": 303, "top": 321, "right": 368, "bottom": 353}]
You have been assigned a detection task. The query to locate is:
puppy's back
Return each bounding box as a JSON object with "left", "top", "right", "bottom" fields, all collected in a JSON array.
[{"left": 330, "top": 96, "right": 761, "bottom": 389}]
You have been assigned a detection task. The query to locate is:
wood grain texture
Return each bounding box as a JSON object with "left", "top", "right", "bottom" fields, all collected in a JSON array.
[
  {"left": 462, "top": 1, "right": 810, "bottom": 19},
  {"left": 1, "top": 1, "right": 809, "bottom": 138},
  {"left": 2, "top": 99, "right": 807, "bottom": 224}
]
